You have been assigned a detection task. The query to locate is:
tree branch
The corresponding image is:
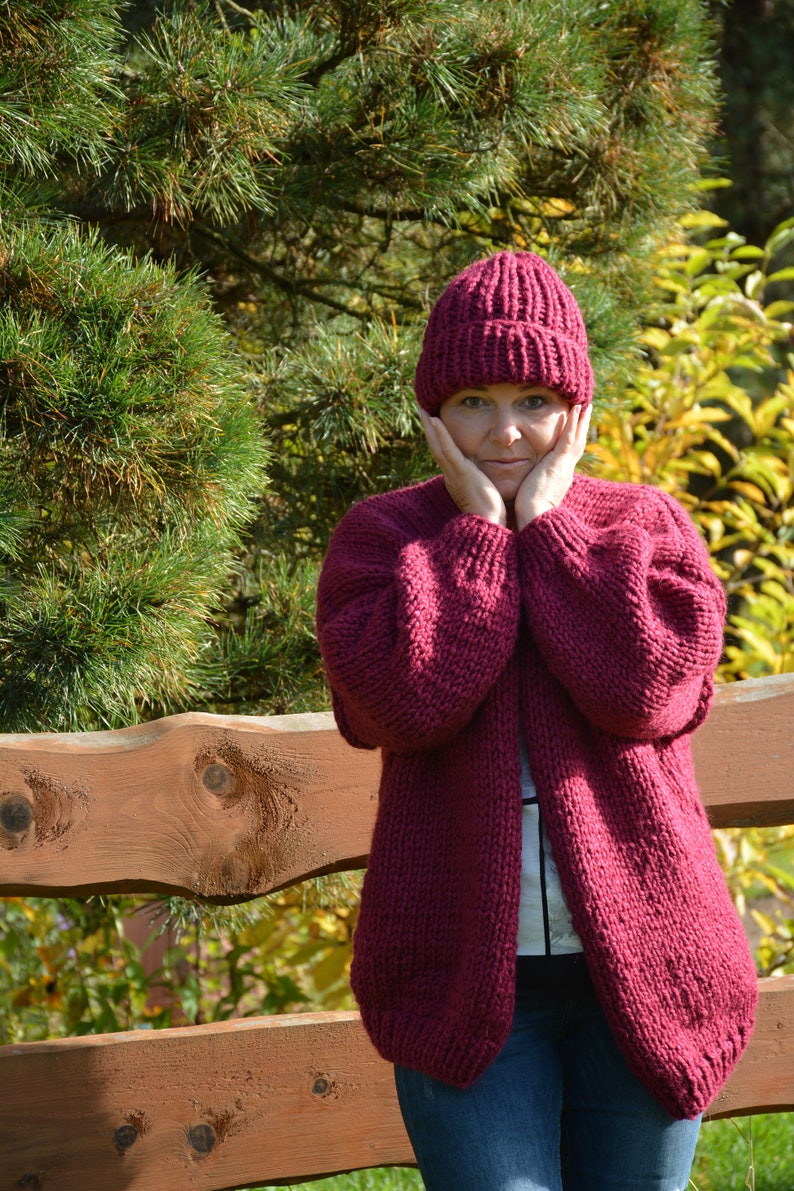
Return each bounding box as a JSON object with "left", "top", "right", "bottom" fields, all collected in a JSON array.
[
  {"left": 218, "top": 0, "right": 260, "bottom": 20},
  {"left": 192, "top": 224, "right": 371, "bottom": 320}
]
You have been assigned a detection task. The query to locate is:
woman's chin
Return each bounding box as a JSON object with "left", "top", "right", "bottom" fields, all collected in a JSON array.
[
  {"left": 492, "top": 478, "right": 524, "bottom": 504},
  {"left": 479, "top": 463, "right": 532, "bottom": 504}
]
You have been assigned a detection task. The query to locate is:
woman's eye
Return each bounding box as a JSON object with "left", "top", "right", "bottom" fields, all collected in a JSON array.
[
  {"left": 521, "top": 396, "right": 545, "bottom": 410},
  {"left": 461, "top": 395, "right": 486, "bottom": 408}
]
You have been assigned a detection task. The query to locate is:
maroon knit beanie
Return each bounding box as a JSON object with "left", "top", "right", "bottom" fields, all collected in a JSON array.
[{"left": 414, "top": 251, "right": 594, "bottom": 414}]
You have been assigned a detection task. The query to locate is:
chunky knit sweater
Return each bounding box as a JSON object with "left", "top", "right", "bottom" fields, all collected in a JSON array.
[{"left": 316, "top": 472, "right": 758, "bottom": 1120}]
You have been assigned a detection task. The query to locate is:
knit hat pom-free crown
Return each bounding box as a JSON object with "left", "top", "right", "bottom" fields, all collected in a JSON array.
[{"left": 414, "top": 251, "right": 594, "bottom": 414}]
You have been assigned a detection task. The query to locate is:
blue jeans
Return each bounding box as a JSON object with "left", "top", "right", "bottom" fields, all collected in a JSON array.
[{"left": 394, "top": 956, "right": 701, "bottom": 1191}]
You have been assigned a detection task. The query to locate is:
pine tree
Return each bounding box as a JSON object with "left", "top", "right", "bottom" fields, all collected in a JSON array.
[
  {"left": 2, "top": 0, "right": 722, "bottom": 722},
  {"left": 0, "top": 2, "right": 269, "bottom": 731},
  {"left": 0, "top": 221, "right": 268, "bottom": 731}
]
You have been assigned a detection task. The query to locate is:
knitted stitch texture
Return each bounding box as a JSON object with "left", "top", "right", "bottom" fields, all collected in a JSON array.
[
  {"left": 316, "top": 474, "right": 758, "bottom": 1120},
  {"left": 414, "top": 251, "right": 594, "bottom": 414}
]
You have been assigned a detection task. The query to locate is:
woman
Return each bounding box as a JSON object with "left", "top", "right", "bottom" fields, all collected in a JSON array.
[{"left": 316, "top": 251, "right": 757, "bottom": 1190}]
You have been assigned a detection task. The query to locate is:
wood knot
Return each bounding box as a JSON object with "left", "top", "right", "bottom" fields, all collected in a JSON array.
[
  {"left": 16, "top": 1176, "right": 42, "bottom": 1191},
  {"left": 0, "top": 793, "right": 34, "bottom": 843},
  {"left": 187, "top": 1123, "right": 216, "bottom": 1154},
  {"left": 16, "top": 768, "right": 87, "bottom": 845},
  {"left": 312, "top": 1074, "right": 337, "bottom": 1098},
  {"left": 201, "top": 763, "right": 234, "bottom": 797},
  {"left": 218, "top": 853, "right": 251, "bottom": 891},
  {"left": 193, "top": 739, "right": 302, "bottom": 897},
  {"left": 113, "top": 1123, "right": 138, "bottom": 1150}
]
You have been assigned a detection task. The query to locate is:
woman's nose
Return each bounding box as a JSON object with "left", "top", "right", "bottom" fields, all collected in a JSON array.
[{"left": 490, "top": 413, "right": 521, "bottom": 446}]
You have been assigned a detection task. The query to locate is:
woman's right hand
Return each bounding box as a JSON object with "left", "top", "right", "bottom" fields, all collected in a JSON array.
[{"left": 420, "top": 410, "right": 507, "bottom": 527}]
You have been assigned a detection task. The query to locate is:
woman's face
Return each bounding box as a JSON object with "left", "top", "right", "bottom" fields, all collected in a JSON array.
[{"left": 439, "top": 382, "right": 571, "bottom": 504}]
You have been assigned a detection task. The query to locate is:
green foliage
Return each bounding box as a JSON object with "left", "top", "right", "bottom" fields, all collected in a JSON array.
[
  {"left": 0, "top": 885, "right": 359, "bottom": 1043},
  {"left": 0, "top": 0, "right": 121, "bottom": 180},
  {"left": 0, "top": 0, "right": 726, "bottom": 720},
  {"left": 257, "top": 320, "right": 427, "bottom": 556},
  {"left": 2, "top": 222, "right": 262, "bottom": 536},
  {"left": 254, "top": 1171, "right": 422, "bottom": 1191},
  {"left": 204, "top": 555, "right": 327, "bottom": 715},
  {"left": 104, "top": 2, "right": 308, "bottom": 223},
  {"left": 589, "top": 212, "right": 794, "bottom": 683},
  {"left": 0, "top": 897, "right": 158, "bottom": 1041},
  {"left": 715, "top": 826, "right": 794, "bottom": 980},
  {"left": 691, "top": 1114, "right": 794, "bottom": 1191},
  {"left": 0, "top": 221, "right": 269, "bottom": 731},
  {"left": 588, "top": 211, "right": 794, "bottom": 978},
  {"left": 79, "top": 0, "right": 717, "bottom": 246},
  {"left": 160, "top": 880, "right": 359, "bottom": 1022}
]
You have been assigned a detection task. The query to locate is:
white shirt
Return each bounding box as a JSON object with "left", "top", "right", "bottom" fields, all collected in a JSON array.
[{"left": 516, "top": 738, "right": 582, "bottom": 955}]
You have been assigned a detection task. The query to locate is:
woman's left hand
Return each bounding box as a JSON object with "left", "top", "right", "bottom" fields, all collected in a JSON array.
[{"left": 514, "top": 404, "right": 592, "bottom": 531}]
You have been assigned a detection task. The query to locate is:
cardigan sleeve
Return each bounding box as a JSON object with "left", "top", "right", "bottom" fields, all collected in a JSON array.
[
  {"left": 516, "top": 482, "right": 726, "bottom": 741},
  {"left": 316, "top": 497, "right": 521, "bottom": 753}
]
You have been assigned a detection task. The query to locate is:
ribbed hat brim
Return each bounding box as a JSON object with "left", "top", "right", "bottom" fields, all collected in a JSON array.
[{"left": 415, "top": 319, "right": 594, "bottom": 413}]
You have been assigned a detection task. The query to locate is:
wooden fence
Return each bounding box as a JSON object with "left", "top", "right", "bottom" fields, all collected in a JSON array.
[{"left": 1, "top": 673, "right": 793, "bottom": 1190}]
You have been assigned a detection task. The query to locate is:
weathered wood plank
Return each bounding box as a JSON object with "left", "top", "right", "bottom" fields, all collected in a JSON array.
[
  {"left": 1, "top": 676, "right": 793, "bottom": 903},
  {"left": 692, "top": 673, "right": 794, "bottom": 828},
  {"left": 0, "top": 1010, "right": 413, "bottom": 1191},
  {"left": 0, "top": 978, "right": 791, "bottom": 1190},
  {"left": 0, "top": 711, "right": 380, "bottom": 901}
]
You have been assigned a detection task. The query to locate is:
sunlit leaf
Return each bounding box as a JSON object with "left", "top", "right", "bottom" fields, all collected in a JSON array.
[{"left": 679, "top": 211, "right": 729, "bottom": 230}]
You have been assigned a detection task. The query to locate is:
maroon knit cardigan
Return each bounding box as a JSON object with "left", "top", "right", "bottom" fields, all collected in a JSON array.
[{"left": 316, "top": 472, "right": 757, "bottom": 1120}]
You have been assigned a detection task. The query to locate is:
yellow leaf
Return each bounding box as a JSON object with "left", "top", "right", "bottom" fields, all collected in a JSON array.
[
  {"left": 753, "top": 394, "right": 792, "bottom": 435},
  {"left": 765, "top": 300, "right": 794, "bottom": 319},
  {"left": 312, "top": 944, "right": 350, "bottom": 992},
  {"left": 745, "top": 270, "right": 765, "bottom": 299},
  {"left": 665, "top": 406, "right": 732, "bottom": 428},
  {"left": 679, "top": 211, "right": 729, "bottom": 230},
  {"left": 728, "top": 480, "right": 766, "bottom": 502},
  {"left": 750, "top": 908, "right": 780, "bottom": 935},
  {"left": 640, "top": 327, "right": 671, "bottom": 351},
  {"left": 733, "top": 549, "right": 754, "bottom": 570},
  {"left": 539, "top": 198, "right": 576, "bottom": 217}
]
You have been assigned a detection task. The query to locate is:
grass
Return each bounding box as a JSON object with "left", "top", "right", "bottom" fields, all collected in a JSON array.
[
  {"left": 255, "top": 1174, "right": 421, "bottom": 1190},
  {"left": 251, "top": 1113, "right": 794, "bottom": 1191},
  {"left": 690, "top": 1113, "right": 794, "bottom": 1191}
]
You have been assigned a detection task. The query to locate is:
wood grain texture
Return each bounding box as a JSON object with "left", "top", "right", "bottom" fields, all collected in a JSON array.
[
  {"left": 0, "top": 1011, "right": 413, "bottom": 1190},
  {"left": 1, "top": 978, "right": 792, "bottom": 1189},
  {"left": 0, "top": 711, "right": 380, "bottom": 900},
  {"left": 1, "top": 674, "right": 793, "bottom": 902},
  {"left": 692, "top": 673, "right": 794, "bottom": 828}
]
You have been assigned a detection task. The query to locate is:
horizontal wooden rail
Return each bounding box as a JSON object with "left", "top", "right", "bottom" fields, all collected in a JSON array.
[
  {"left": 2, "top": 673, "right": 794, "bottom": 1189},
  {"left": 690, "top": 673, "right": 794, "bottom": 827},
  {"left": 1, "top": 976, "right": 792, "bottom": 1190},
  {"left": 0, "top": 710, "right": 381, "bottom": 901},
  {"left": 0, "top": 1011, "right": 411, "bottom": 1190},
  {"left": 1, "top": 674, "right": 793, "bottom": 902}
]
